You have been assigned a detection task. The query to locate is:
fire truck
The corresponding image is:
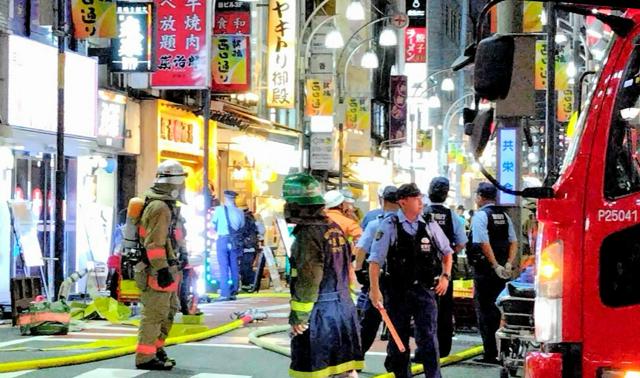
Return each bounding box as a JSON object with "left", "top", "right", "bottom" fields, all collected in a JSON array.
[{"left": 462, "top": 1, "right": 640, "bottom": 377}]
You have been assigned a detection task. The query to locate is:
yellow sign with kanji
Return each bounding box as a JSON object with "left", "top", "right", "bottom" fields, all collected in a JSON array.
[
  {"left": 345, "top": 97, "right": 370, "bottom": 131},
  {"left": 557, "top": 89, "right": 573, "bottom": 122},
  {"left": 305, "top": 79, "right": 334, "bottom": 116},
  {"left": 535, "top": 40, "right": 570, "bottom": 91},
  {"left": 71, "top": 0, "right": 117, "bottom": 39},
  {"left": 267, "top": 0, "right": 296, "bottom": 108}
]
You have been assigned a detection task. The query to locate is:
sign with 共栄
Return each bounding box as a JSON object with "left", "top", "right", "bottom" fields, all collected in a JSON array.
[
  {"left": 111, "top": 2, "right": 154, "bottom": 72},
  {"left": 404, "top": 27, "right": 426, "bottom": 63},
  {"left": 497, "top": 128, "right": 518, "bottom": 206},
  {"left": 151, "top": 0, "right": 210, "bottom": 88},
  {"left": 212, "top": 35, "right": 250, "bottom": 92},
  {"left": 389, "top": 75, "right": 408, "bottom": 145},
  {"left": 345, "top": 97, "right": 370, "bottom": 131},
  {"left": 267, "top": 0, "right": 296, "bottom": 108},
  {"left": 305, "top": 79, "right": 333, "bottom": 116},
  {"left": 71, "top": 0, "right": 117, "bottom": 38}
]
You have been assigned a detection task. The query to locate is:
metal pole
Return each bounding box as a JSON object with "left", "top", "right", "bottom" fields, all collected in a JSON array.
[
  {"left": 338, "top": 122, "right": 344, "bottom": 188},
  {"left": 54, "top": 0, "right": 66, "bottom": 299},
  {"left": 544, "top": 2, "right": 558, "bottom": 186},
  {"left": 202, "top": 90, "right": 211, "bottom": 210}
]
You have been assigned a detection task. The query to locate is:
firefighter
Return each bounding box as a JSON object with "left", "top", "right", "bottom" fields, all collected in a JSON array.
[
  {"left": 423, "top": 177, "right": 468, "bottom": 357},
  {"left": 284, "top": 173, "right": 364, "bottom": 378},
  {"left": 468, "top": 182, "right": 518, "bottom": 364},
  {"left": 368, "top": 183, "right": 453, "bottom": 378},
  {"left": 134, "top": 159, "right": 187, "bottom": 370},
  {"left": 324, "top": 190, "right": 363, "bottom": 243}
]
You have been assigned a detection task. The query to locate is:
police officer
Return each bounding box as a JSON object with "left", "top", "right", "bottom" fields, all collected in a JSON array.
[
  {"left": 353, "top": 185, "right": 399, "bottom": 354},
  {"left": 423, "top": 177, "right": 468, "bottom": 357},
  {"left": 134, "top": 159, "right": 187, "bottom": 370},
  {"left": 368, "top": 183, "right": 453, "bottom": 378},
  {"left": 469, "top": 182, "right": 518, "bottom": 364},
  {"left": 211, "top": 190, "right": 245, "bottom": 301},
  {"left": 284, "top": 174, "right": 364, "bottom": 378}
]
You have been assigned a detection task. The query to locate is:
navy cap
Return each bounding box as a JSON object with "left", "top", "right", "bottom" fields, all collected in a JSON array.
[
  {"left": 224, "top": 190, "right": 239, "bottom": 198},
  {"left": 381, "top": 185, "right": 398, "bottom": 203},
  {"left": 396, "top": 183, "right": 421, "bottom": 200},
  {"left": 428, "top": 176, "right": 450, "bottom": 202},
  {"left": 476, "top": 182, "right": 497, "bottom": 200}
]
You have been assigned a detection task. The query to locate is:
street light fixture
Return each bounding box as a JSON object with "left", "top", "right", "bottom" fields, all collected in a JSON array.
[
  {"left": 379, "top": 26, "right": 398, "bottom": 46},
  {"left": 325, "top": 29, "right": 345, "bottom": 49},
  {"left": 427, "top": 95, "right": 441, "bottom": 108},
  {"left": 441, "top": 77, "right": 455, "bottom": 92},
  {"left": 360, "top": 50, "right": 379, "bottom": 69},
  {"left": 346, "top": 0, "right": 365, "bottom": 21}
]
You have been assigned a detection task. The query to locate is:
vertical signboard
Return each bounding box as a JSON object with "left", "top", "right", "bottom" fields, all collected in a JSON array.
[
  {"left": 523, "top": 1, "right": 543, "bottom": 32},
  {"left": 389, "top": 75, "right": 408, "bottom": 144},
  {"left": 557, "top": 89, "right": 573, "bottom": 122},
  {"left": 310, "top": 132, "right": 336, "bottom": 170},
  {"left": 535, "top": 40, "right": 569, "bottom": 91},
  {"left": 305, "top": 79, "right": 333, "bottom": 116},
  {"left": 345, "top": 97, "right": 370, "bottom": 132},
  {"left": 212, "top": 0, "right": 251, "bottom": 93},
  {"left": 404, "top": 27, "right": 426, "bottom": 63},
  {"left": 267, "top": 0, "right": 296, "bottom": 108},
  {"left": 497, "top": 128, "right": 518, "bottom": 206},
  {"left": 71, "top": 0, "right": 117, "bottom": 38},
  {"left": 406, "top": 0, "right": 426, "bottom": 27},
  {"left": 151, "top": 0, "right": 210, "bottom": 88},
  {"left": 111, "top": 2, "right": 154, "bottom": 72},
  {"left": 97, "top": 90, "right": 127, "bottom": 148}
]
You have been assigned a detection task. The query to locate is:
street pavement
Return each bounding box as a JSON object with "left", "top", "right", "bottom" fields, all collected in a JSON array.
[{"left": 0, "top": 295, "right": 504, "bottom": 378}]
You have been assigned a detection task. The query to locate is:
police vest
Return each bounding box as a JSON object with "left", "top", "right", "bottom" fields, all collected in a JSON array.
[
  {"left": 385, "top": 219, "right": 441, "bottom": 289},
  {"left": 469, "top": 205, "right": 510, "bottom": 269},
  {"left": 425, "top": 205, "right": 455, "bottom": 248}
]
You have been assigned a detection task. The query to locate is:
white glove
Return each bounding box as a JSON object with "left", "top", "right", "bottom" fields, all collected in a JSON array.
[
  {"left": 505, "top": 262, "right": 513, "bottom": 275},
  {"left": 494, "top": 265, "right": 511, "bottom": 280}
]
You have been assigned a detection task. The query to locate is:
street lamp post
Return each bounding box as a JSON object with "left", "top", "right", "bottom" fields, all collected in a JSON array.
[{"left": 440, "top": 93, "right": 474, "bottom": 176}]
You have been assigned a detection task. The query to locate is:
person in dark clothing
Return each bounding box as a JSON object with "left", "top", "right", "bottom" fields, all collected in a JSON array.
[{"left": 468, "top": 182, "right": 518, "bottom": 364}]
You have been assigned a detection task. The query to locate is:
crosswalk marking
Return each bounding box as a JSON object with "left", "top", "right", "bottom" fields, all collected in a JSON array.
[
  {"left": 0, "top": 371, "right": 35, "bottom": 378},
  {"left": 191, "top": 374, "right": 252, "bottom": 378},
  {"left": 73, "top": 368, "right": 146, "bottom": 377}
]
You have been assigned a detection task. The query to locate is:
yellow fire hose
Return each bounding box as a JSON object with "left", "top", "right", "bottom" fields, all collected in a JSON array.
[
  {"left": 0, "top": 315, "right": 253, "bottom": 373},
  {"left": 247, "top": 325, "right": 484, "bottom": 377}
]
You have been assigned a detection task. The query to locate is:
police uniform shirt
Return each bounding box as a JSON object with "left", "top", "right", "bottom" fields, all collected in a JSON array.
[
  {"left": 212, "top": 204, "right": 245, "bottom": 236},
  {"left": 471, "top": 203, "right": 517, "bottom": 243},
  {"left": 361, "top": 208, "right": 383, "bottom": 230},
  {"left": 368, "top": 209, "right": 454, "bottom": 266},
  {"left": 428, "top": 202, "right": 468, "bottom": 246},
  {"left": 356, "top": 211, "right": 395, "bottom": 253}
]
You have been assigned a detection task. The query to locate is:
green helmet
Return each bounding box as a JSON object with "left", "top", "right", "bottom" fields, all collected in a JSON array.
[{"left": 283, "top": 173, "right": 324, "bottom": 206}]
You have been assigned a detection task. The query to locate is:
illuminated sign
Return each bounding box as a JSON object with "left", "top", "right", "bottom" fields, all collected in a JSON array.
[
  {"left": 406, "top": 0, "right": 426, "bottom": 27},
  {"left": 211, "top": 0, "right": 251, "bottom": 93},
  {"left": 345, "top": 97, "right": 370, "bottom": 132},
  {"left": 111, "top": 2, "right": 154, "bottom": 72},
  {"left": 497, "top": 128, "right": 518, "bottom": 206},
  {"left": 97, "top": 90, "right": 127, "bottom": 148},
  {"left": 404, "top": 27, "right": 426, "bottom": 63},
  {"left": 71, "top": 0, "right": 117, "bottom": 39},
  {"left": 305, "top": 79, "right": 333, "bottom": 116},
  {"left": 267, "top": 0, "right": 296, "bottom": 108}
]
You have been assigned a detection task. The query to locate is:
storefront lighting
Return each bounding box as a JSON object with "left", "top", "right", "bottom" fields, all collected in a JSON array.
[
  {"left": 555, "top": 33, "right": 568, "bottom": 44},
  {"left": 346, "top": 0, "right": 365, "bottom": 21},
  {"left": 566, "top": 61, "right": 577, "bottom": 78},
  {"left": 310, "top": 115, "right": 334, "bottom": 133},
  {"left": 325, "top": 29, "right": 345, "bottom": 49},
  {"left": 378, "top": 27, "right": 397, "bottom": 47},
  {"left": 360, "top": 50, "right": 379, "bottom": 69},
  {"left": 427, "top": 95, "right": 441, "bottom": 108},
  {"left": 441, "top": 78, "right": 455, "bottom": 92}
]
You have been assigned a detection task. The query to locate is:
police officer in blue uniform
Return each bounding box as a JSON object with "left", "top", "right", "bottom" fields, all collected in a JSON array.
[
  {"left": 368, "top": 183, "right": 453, "bottom": 378},
  {"left": 468, "top": 182, "right": 518, "bottom": 364},
  {"left": 423, "top": 177, "right": 468, "bottom": 357},
  {"left": 211, "top": 190, "right": 245, "bottom": 301},
  {"left": 353, "top": 185, "right": 399, "bottom": 354}
]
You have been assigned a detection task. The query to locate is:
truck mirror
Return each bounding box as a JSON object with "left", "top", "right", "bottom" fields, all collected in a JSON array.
[
  {"left": 474, "top": 34, "right": 515, "bottom": 101},
  {"left": 469, "top": 109, "right": 494, "bottom": 159}
]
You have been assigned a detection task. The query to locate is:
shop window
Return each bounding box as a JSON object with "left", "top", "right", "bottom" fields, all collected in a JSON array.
[
  {"left": 600, "top": 223, "right": 640, "bottom": 307},
  {"left": 605, "top": 46, "right": 640, "bottom": 199}
]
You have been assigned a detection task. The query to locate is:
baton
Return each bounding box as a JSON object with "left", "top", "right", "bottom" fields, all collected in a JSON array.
[{"left": 378, "top": 308, "right": 406, "bottom": 352}]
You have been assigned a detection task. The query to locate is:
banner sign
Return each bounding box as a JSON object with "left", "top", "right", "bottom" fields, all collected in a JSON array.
[
  {"left": 310, "top": 132, "right": 336, "bottom": 170},
  {"left": 497, "top": 128, "right": 518, "bottom": 206},
  {"left": 97, "top": 90, "right": 127, "bottom": 148},
  {"left": 151, "top": 0, "right": 210, "bottom": 88},
  {"left": 305, "top": 79, "right": 333, "bottom": 116},
  {"left": 405, "top": 27, "right": 426, "bottom": 63},
  {"left": 111, "top": 2, "right": 154, "bottom": 72},
  {"left": 389, "top": 75, "right": 408, "bottom": 145},
  {"left": 523, "top": 1, "right": 543, "bottom": 33},
  {"left": 267, "top": 0, "right": 296, "bottom": 108},
  {"left": 557, "top": 89, "right": 573, "bottom": 122},
  {"left": 72, "top": 0, "right": 117, "bottom": 38},
  {"left": 416, "top": 128, "right": 433, "bottom": 153},
  {"left": 535, "top": 40, "right": 570, "bottom": 91},
  {"left": 212, "top": 35, "right": 250, "bottom": 92},
  {"left": 213, "top": 0, "right": 250, "bottom": 34},
  {"left": 345, "top": 97, "right": 370, "bottom": 131},
  {"left": 406, "top": 0, "right": 426, "bottom": 27}
]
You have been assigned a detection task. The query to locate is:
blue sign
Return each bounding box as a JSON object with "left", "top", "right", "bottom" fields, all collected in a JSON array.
[{"left": 497, "top": 128, "right": 517, "bottom": 206}]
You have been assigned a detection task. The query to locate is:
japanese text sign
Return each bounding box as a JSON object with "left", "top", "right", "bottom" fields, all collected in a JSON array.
[
  {"left": 97, "top": 90, "right": 127, "bottom": 148},
  {"left": 404, "top": 27, "right": 426, "bottom": 63},
  {"left": 497, "top": 128, "right": 518, "bottom": 206},
  {"left": 213, "top": 1, "right": 250, "bottom": 34},
  {"left": 535, "top": 40, "right": 569, "bottom": 91},
  {"left": 267, "top": 0, "right": 296, "bottom": 108},
  {"left": 557, "top": 89, "right": 573, "bottom": 122},
  {"left": 212, "top": 35, "right": 250, "bottom": 92},
  {"left": 71, "top": 0, "right": 117, "bottom": 39},
  {"left": 389, "top": 75, "right": 408, "bottom": 145},
  {"left": 111, "top": 2, "right": 154, "bottom": 72},
  {"left": 523, "top": 1, "right": 543, "bottom": 32},
  {"left": 305, "top": 79, "right": 333, "bottom": 116},
  {"left": 345, "top": 97, "right": 370, "bottom": 131},
  {"left": 406, "top": 0, "right": 426, "bottom": 27},
  {"left": 151, "top": 0, "right": 210, "bottom": 88}
]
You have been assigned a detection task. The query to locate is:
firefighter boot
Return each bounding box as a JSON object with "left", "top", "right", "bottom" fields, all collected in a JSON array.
[
  {"left": 156, "top": 348, "right": 176, "bottom": 366},
  {"left": 136, "top": 357, "right": 174, "bottom": 370}
]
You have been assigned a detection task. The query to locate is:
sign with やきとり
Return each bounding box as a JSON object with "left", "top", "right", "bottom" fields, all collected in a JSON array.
[{"left": 267, "top": 0, "right": 297, "bottom": 108}]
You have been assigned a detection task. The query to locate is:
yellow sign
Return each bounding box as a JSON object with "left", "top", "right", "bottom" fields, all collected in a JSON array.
[
  {"left": 523, "top": 1, "right": 543, "bottom": 33},
  {"left": 267, "top": 0, "right": 296, "bottom": 108},
  {"left": 345, "top": 97, "right": 370, "bottom": 131},
  {"left": 535, "top": 41, "right": 570, "bottom": 91},
  {"left": 71, "top": 0, "right": 117, "bottom": 39},
  {"left": 416, "top": 129, "right": 433, "bottom": 153},
  {"left": 305, "top": 79, "right": 334, "bottom": 116},
  {"left": 557, "top": 89, "right": 573, "bottom": 122}
]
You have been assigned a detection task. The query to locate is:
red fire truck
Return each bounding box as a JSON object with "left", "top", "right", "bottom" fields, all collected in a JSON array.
[{"left": 464, "top": 1, "right": 640, "bottom": 377}]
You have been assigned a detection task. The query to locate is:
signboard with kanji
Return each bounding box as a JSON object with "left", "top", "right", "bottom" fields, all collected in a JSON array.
[
  {"left": 213, "top": 0, "right": 250, "bottom": 34},
  {"left": 406, "top": 0, "right": 426, "bottom": 27},
  {"left": 389, "top": 75, "right": 408, "bottom": 145},
  {"left": 211, "top": 0, "right": 250, "bottom": 93},
  {"left": 111, "top": 2, "right": 154, "bottom": 72},
  {"left": 305, "top": 79, "right": 333, "bottom": 116},
  {"left": 267, "top": 0, "right": 296, "bottom": 108},
  {"left": 497, "top": 128, "right": 518, "bottom": 206},
  {"left": 71, "top": 0, "right": 117, "bottom": 38},
  {"left": 151, "top": 0, "right": 210, "bottom": 88},
  {"left": 404, "top": 27, "right": 426, "bottom": 63},
  {"left": 345, "top": 97, "right": 370, "bottom": 131},
  {"left": 535, "top": 40, "right": 569, "bottom": 91}
]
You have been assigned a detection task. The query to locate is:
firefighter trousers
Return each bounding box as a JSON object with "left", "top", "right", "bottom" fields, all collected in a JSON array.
[{"left": 136, "top": 288, "right": 179, "bottom": 364}]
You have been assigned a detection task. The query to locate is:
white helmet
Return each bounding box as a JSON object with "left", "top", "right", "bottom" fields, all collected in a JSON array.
[
  {"left": 155, "top": 159, "right": 187, "bottom": 185},
  {"left": 323, "top": 190, "right": 345, "bottom": 209}
]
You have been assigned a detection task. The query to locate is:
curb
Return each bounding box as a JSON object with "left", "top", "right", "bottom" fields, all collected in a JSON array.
[{"left": 0, "top": 315, "right": 253, "bottom": 373}]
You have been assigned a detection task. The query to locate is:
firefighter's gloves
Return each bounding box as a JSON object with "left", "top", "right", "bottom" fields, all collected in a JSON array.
[
  {"left": 157, "top": 267, "right": 175, "bottom": 288},
  {"left": 355, "top": 269, "right": 369, "bottom": 285},
  {"left": 494, "top": 264, "right": 512, "bottom": 280}
]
